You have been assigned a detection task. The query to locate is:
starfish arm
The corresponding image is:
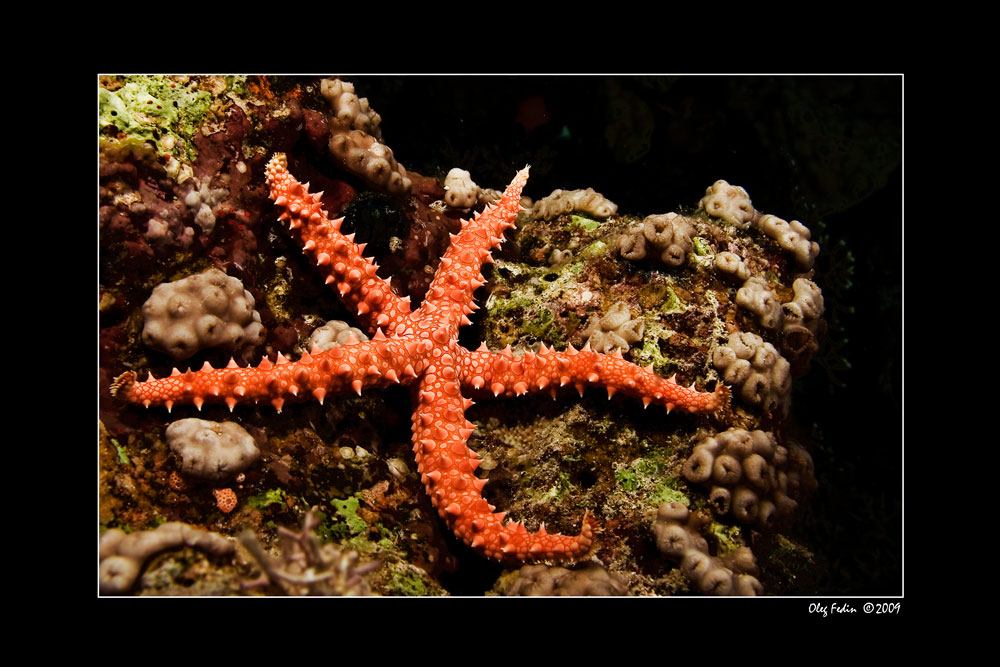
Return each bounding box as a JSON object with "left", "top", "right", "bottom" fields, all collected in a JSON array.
[
  {"left": 411, "top": 359, "right": 594, "bottom": 562},
  {"left": 420, "top": 167, "right": 529, "bottom": 338},
  {"left": 459, "top": 344, "right": 729, "bottom": 414},
  {"left": 110, "top": 337, "right": 421, "bottom": 412},
  {"left": 265, "top": 153, "right": 412, "bottom": 334}
]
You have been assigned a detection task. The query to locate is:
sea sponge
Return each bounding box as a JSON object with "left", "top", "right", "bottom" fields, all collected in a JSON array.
[
  {"left": 714, "top": 251, "right": 751, "bottom": 282},
  {"left": 304, "top": 320, "right": 369, "bottom": 352},
  {"left": 699, "top": 180, "right": 758, "bottom": 229},
  {"left": 504, "top": 562, "right": 627, "bottom": 596},
  {"left": 652, "top": 502, "right": 762, "bottom": 596},
  {"left": 713, "top": 331, "right": 791, "bottom": 414},
  {"left": 619, "top": 213, "right": 694, "bottom": 267},
  {"left": 579, "top": 302, "right": 645, "bottom": 353},
  {"left": 735, "top": 276, "right": 784, "bottom": 329},
  {"left": 141, "top": 268, "right": 265, "bottom": 360},
  {"left": 166, "top": 418, "right": 261, "bottom": 482},
  {"left": 532, "top": 187, "right": 617, "bottom": 220},
  {"left": 756, "top": 214, "right": 820, "bottom": 269},
  {"left": 682, "top": 429, "right": 816, "bottom": 529},
  {"left": 99, "top": 522, "right": 233, "bottom": 594},
  {"left": 321, "top": 78, "right": 411, "bottom": 196}
]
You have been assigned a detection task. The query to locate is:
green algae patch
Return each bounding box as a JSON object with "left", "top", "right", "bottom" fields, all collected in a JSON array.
[
  {"left": 247, "top": 488, "right": 286, "bottom": 510},
  {"left": 99, "top": 76, "right": 215, "bottom": 162},
  {"left": 110, "top": 436, "right": 129, "bottom": 465},
  {"left": 615, "top": 468, "right": 639, "bottom": 493},
  {"left": 579, "top": 240, "right": 608, "bottom": 260},
  {"left": 539, "top": 471, "right": 574, "bottom": 502},
  {"left": 387, "top": 567, "right": 430, "bottom": 596},
  {"left": 692, "top": 237, "right": 712, "bottom": 256},
  {"left": 709, "top": 521, "right": 743, "bottom": 556},
  {"left": 651, "top": 479, "right": 689, "bottom": 507},
  {"left": 483, "top": 260, "right": 592, "bottom": 348},
  {"left": 632, "top": 322, "right": 679, "bottom": 376},
  {"left": 331, "top": 496, "right": 368, "bottom": 536},
  {"left": 636, "top": 283, "right": 681, "bottom": 313},
  {"left": 382, "top": 562, "right": 446, "bottom": 596},
  {"left": 613, "top": 453, "right": 685, "bottom": 508},
  {"left": 567, "top": 215, "right": 601, "bottom": 233}
]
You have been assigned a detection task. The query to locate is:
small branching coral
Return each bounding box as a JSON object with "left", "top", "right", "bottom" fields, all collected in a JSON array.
[{"left": 240, "top": 506, "right": 379, "bottom": 596}]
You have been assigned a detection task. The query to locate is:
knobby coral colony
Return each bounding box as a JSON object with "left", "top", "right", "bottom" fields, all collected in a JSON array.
[{"left": 112, "top": 153, "right": 729, "bottom": 563}]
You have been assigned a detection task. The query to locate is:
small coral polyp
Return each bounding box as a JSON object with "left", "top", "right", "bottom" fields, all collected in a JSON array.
[
  {"left": 757, "top": 214, "right": 820, "bottom": 269},
  {"left": 113, "top": 153, "right": 728, "bottom": 564}
]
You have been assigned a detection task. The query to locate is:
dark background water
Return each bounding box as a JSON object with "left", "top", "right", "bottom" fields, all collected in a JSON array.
[{"left": 348, "top": 75, "right": 903, "bottom": 595}]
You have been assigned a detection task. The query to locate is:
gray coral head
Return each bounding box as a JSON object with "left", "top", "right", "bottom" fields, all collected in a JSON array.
[
  {"left": 166, "top": 418, "right": 260, "bottom": 481},
  {"left": 141, "top": 268, "right": 265, "bottom": 360}
]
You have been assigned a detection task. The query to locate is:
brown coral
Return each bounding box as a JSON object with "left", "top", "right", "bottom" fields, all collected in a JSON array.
[
  {"left": 652, "top": 502, "right": 762, "bottom": 595},
  {"left": 619, "top": 213, "right": 694, "bottom": 266},
  {"left": 321, "top": 78, "right": 411, "bottom": 196},
  {"left": 682, "top": 429, "right": 816, "bottom": 529},
  {"left": 579, "top": 302, "right": 645, "bottom": 353},
  {"left": 713, "top": 331, "right": 792, "bottom": 414},
  {"left": 533, "top": 187, "right": 617, "bottom": 220},
  {"left": 699, "top": 180, "right": 759, "bottom": 229}
]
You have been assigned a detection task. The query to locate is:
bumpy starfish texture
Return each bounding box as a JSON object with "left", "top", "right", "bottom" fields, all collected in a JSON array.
[{"left": 112, "top": 153, "right": 729, "bottom": 562}]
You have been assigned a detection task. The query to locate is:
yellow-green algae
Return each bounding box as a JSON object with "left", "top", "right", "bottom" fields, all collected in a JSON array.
[{"left": 99, "top": 76, "right": 248, "bottom": 164}]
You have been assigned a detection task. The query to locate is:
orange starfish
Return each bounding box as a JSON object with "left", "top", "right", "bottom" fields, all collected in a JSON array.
[{"left": 113, "top": 153, "right": 728, "bottom": 562}]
